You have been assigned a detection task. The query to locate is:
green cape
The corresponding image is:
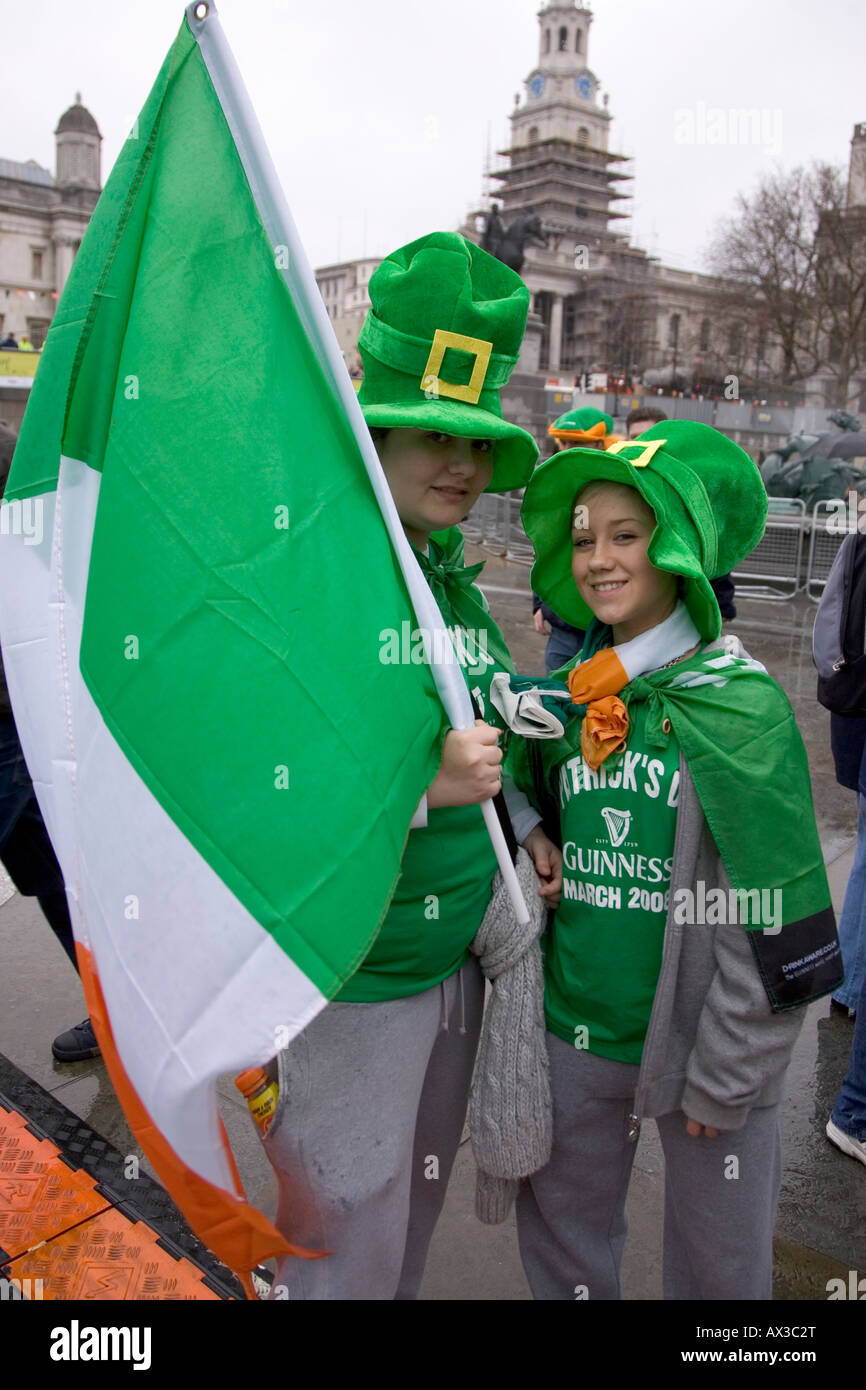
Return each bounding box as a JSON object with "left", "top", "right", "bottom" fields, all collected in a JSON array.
[
  {"left": 419, "top": 526, "right": 515, "bottom": 676},
  {"left": 508, "top": 622, "right": 841, "bottom": 1009}
]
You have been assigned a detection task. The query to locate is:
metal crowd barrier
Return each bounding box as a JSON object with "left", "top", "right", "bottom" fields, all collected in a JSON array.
[
  {"left": 806, "top": 499, "right": 849, "bottom": 602},
  {"left": 504, "top": 494, "right": 534, "bottom": 566},
  {"left": 458, "top": 502, "right": 484, "bottom": 545},
  {"left": 730, "top": 498, "right": 807, "bottom": 601},
  {"left": 464, "top": 492, "right": 533, "bottom": 566}
]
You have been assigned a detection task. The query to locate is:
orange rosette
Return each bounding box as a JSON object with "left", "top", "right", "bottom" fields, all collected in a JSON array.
[
  {"left": 580, "top": 695, "right": 629, "bottom": 770},
  {"left": 567, "top": 649, "right": 629, "bottom": 706}
]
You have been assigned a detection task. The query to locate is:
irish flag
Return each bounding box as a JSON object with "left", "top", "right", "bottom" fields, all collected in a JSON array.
[{"left": 0, "top": 1, "right": 488, "bottom": 1285}]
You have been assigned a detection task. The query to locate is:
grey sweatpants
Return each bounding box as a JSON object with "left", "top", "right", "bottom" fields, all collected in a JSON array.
[
  {"left": 516, "top": 1032, "right": 782, "bottom": 1301},
  {"left": 264, "top": 956, "right": 484, "bottom": 1300}
]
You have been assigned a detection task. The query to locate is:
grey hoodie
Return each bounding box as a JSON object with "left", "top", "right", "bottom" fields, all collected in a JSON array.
[{"left": 630, "top": 753, "right": 804, "bottom": 1135}]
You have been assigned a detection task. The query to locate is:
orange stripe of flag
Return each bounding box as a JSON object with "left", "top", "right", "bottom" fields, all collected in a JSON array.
[{"left": 76, "top": 945, "right": 326, "bottom": 1296}]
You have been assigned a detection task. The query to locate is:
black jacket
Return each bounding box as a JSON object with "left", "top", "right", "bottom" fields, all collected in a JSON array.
[{"left": 0, "top": 421, "right": 18, "bottom": 718}]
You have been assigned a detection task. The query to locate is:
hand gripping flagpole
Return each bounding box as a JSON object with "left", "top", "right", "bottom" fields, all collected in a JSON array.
[{"left": 187, "top": 1, "right": 530, "bottom": 925}]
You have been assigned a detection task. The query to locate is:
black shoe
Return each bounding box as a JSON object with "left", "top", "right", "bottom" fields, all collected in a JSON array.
[{"left": 52, "top": 1017, "right": 101, "bottom": 1062}]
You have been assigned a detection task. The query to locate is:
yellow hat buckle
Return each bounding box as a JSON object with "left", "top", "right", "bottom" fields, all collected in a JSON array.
[
  {"left": 606, "top": 438, "right": 667, "bottom": 468},
  {"left": 420, "top": 329, "right": 493, "bottom": 406}
]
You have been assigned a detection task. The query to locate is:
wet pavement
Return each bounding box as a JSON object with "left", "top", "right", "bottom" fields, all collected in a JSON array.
[{"left": 0, "top": 546, "right": 863, "bottom": 1301}]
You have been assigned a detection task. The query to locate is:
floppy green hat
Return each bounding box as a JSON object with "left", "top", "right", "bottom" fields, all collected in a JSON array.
[
  {"left": 358, "top": 231, "right": 538, "bottom": 492},
  {"left": 522, "top": 421, "right": 768, "bottom": 641},
  {"left": 548, "top": 406, "right": 614, "bottom": 443}
]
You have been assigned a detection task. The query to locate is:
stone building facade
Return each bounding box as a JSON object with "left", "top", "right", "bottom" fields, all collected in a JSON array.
[
  {"left": 0, "top": 97, "right": 102, "bottom": 430},
  {"left": 0, "top": 97, "right": 102, "bottom": 347},
  {"left": 314, "top": 258, "right": 379, "bottom": 375}
]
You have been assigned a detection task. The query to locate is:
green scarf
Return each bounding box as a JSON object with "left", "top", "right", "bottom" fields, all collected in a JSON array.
[{"left": 419, "top": 527, "right": 515, "bottom": 675}]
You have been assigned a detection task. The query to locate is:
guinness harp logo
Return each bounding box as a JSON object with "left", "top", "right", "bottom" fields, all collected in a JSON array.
[{"left": 601, "top": 807, "right": 631, "bottom": 848}]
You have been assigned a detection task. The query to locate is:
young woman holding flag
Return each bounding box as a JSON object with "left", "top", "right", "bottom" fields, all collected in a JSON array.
[{"left": 262, "top": 231, "right": 561, "bottom": 1300}]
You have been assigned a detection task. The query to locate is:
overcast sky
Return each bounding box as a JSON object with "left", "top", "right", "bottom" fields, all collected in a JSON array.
[{"left": 2, "top": 0, "right": 864, "bottom": 275}]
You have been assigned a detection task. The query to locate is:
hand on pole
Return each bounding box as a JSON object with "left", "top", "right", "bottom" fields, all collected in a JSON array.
[{"left": 427, "top": 720, "right": 502, "bottom": 808}]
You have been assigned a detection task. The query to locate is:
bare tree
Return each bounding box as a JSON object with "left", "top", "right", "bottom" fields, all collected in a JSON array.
[
  {"left": 708, "top": 165, "right": 825, "bottom": 387},
  {"left": 709, "top": 162, "right": 866, "bottom": 406}
]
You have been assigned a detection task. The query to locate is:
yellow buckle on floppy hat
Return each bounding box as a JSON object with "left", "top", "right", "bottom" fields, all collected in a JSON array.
[
  {"left": 606, "top": 438, "right": 667, "bottom": 468},
  {"left": 421, "top": 329, "right": 493, "bottom": 406}
]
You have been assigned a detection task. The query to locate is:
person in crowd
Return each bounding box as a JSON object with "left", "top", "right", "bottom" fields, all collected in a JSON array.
[
  {"left": 0, "top": 420, "right": 99, "bottom": 1062},
  {"left": 812, "top": 533, "right": 865, "bottom": 1162},
  {"left": 813, "top": 527, "right": 866, "bottom": 1024},
  {"left": 825, "top": 711, "right": 866, "bottom": 1022},
  {"left": 0, "top": 332, "right": 19, "bottom": 350},
  {"left": 548, "top": 405, "right": 614, "bottom": 453},
  {"left": 507, "top": 421, "right": 841, "bottom": 1299},
  {"left": 532, "top": 593, "right": 584, "bottom": 675},
  {"left": 263, "top": 231, "right": 562, "bottom": 1300},
  {"left": 624, "top": 404, "right": 667, "bottom": 438},
  {"left": 827, "top": 968, "right": 866, "bottom": 1167}
]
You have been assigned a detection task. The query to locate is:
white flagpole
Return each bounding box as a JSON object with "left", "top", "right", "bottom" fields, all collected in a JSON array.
[{"left": 188, "top": 1, "right": 530, "bottom": 923}]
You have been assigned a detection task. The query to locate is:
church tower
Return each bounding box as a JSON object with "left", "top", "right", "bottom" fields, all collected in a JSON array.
[
  {"left": 55, "top": 95, "right": 102, "bottom": 190},
  {"left": 491, "top": 1, "right": 630, "bottom": 237},
  {"left": 847, "top": 122, "right": 866, "bottom": 210},
  {"left": 52, "top": 96, "right": 102, "bottom": 294}
]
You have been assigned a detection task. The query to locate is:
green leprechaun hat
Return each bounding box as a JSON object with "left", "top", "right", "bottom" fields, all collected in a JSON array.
[
  {"left": 358, "top": 231, "right": 538, "bottom": 492},
  {"left": 548, "top": 405, "right": 614, "bottom": 444},
  {"left": 522, "top": 421, "right": 768, "bottom": 642}
]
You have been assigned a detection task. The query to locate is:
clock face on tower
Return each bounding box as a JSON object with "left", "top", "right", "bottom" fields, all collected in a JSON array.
[
  {"left": 528, "top": 74, "right": 546, "bottom": 100},
  {"left": 576, "top": 71, "right": 594, "bottom": 100}
]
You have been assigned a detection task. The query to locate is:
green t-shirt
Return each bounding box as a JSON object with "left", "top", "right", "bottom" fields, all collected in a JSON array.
[
  {"left": 545, "top": 699, "right": 680, "bottom": 1062},
  {"left": 336, "top": 529, "right": 511, "bottom": 1003}
]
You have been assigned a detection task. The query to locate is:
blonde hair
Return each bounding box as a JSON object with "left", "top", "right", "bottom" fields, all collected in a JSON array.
[{"left": 571, "top": 478, "right": 656, "bottom": 533}]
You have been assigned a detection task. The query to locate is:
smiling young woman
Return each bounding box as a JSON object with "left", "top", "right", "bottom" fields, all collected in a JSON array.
[
  {"left": 509, "top": 421, "right": 842, "bottom": 1302},
  {"left": 570, "top": 480, "right": 678, "bottom": 644}
]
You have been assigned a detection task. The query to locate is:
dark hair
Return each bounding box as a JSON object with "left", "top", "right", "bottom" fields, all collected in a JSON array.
[
  {"left": 366, "top": 425, "right": 391, "bottom": 453},
  {"left": 625, "top": 405, "right": 668, "bottom": 431}
]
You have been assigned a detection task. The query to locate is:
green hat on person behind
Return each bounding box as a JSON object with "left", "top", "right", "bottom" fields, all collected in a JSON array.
[
  {"left": 548, "top": 406, "right": 614, "bottom": 444},
  {"left": 358, "top": 231, "right": 538, "bottom": 492},
  {"left": 522, "top": 421, "right": 768, "bottom": 642}
]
